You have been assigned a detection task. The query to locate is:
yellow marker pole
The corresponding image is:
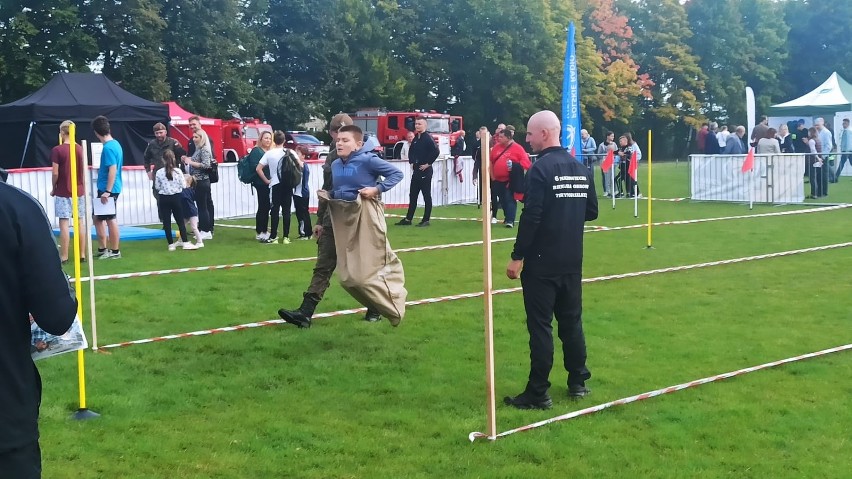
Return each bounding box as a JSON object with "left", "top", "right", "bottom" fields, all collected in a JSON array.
[
  {"left": 480, "top": 132, "right": 497, "bottom": 439},
  {"left": 68, "top": 123, "right": 99, "bottom": 420},
  {"left": 647, "top": 130, "right": 653, "bottom": 249}
]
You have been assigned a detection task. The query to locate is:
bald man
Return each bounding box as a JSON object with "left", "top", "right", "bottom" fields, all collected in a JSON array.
[{"left": 504, "top": 110, "right": 598, "bottom": 410}]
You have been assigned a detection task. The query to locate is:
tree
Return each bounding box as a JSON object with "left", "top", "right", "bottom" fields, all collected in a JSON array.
[
  {"left": 79, "top": 0, "right": 170, "bottom": 101},
  {"left": 0, "top": 1, "right": 97, "bottom": 102},
  {"left": 580, "top": 0, "right": 653, "bottom": 128},
  {"left": 685, "top": 0, "right": 787, "bottom": 124},
  {"left": 620, "top": 0, "right": 706, "bottom": 156},
  {"left": 158, "top": 0, "right": 257, "bottom": 117},
  {"left": 784, "top": 0, "right": 852, "bottom": 100}
]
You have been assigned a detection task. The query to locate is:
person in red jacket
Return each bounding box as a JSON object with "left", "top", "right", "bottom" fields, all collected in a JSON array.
[{"left": 489, "top": 126, "right": 531, "bottom": 228}]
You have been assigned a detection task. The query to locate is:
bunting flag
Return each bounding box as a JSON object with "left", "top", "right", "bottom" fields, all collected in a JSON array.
[
  {"left": 562, "top": 22, "right": 582, "bottom": 163},
  {"left": 628, "top": 149, "right": 638, "bottom": 180},
  {"left": 601, "top": 149, "right": 614, "bottom": 171},
  {"left": 741, "top": 147, "right": 755, "bottom": 173}
]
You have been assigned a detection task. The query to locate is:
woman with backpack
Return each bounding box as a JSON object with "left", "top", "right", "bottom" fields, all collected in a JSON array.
[
  {"left": 246, "top": 131, "right": 273, "bottom": 241},
  {"left": 288, "top": 144, "right": 312, "bottom": 239}
]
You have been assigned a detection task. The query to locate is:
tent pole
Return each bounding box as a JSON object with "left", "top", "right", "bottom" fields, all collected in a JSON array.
[{"left": 20, "top": 121, "right": 35, "bottom": 168}]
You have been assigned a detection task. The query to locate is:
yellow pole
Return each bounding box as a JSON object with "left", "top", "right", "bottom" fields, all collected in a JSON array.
[
  {"left": 68, "top": 123, "right": 97, "bottom": 419},
  {"left": 480, "top": 132, "right": 496, "bottom": 439},
  {"left": 646, "top": 130, "right": 653, "bottom": 248}
]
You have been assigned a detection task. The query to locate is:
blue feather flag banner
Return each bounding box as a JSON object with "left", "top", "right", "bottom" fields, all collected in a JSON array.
[{"left": 562, "top": 22, "right": 582, "bottom": 163}]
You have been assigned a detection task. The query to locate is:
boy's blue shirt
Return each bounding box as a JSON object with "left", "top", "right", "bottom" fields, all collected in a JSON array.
[{"left": 330, "top": 145, "right": 403, "bottom": 201}]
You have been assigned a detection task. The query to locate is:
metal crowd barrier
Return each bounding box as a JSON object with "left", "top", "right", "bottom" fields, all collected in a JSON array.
[{"left": 689, "top": 154, "right": 805, "bottom": 203}]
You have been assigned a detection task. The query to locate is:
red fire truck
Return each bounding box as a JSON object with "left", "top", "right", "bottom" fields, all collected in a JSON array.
[
  {"left": 165, "top": 102, "right": 273, "bottom": 163},
  {"left": 350, "top": 109, "right": 464, "bottom": 159}
]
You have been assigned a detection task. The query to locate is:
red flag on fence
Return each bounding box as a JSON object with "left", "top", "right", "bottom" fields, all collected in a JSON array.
[
  {"left": 628, "top": 149, "right": 638, "bottom": 180},
  {"left": 601, "top": 149, "right": 614, "bottom": 171},
  {"left": 741, "top": 147, "right": 755, "bottom": 173}
]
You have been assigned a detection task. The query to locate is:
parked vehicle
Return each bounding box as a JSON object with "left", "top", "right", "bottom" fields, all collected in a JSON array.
[{"left": 285, "top": 131, "right": 330, "bottom": 160}]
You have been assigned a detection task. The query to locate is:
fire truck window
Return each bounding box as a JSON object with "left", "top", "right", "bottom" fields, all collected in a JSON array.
[
  {"left": 232, "top": 130, "right": 240, "bottom": 139},
  {"left": 388, "top": 117, "right": 399, "bottom": 129},
  {"left": 451, "top": 119, "right": 461, "bottom": 132},
  {"left": 404, "top": 117, "right": 415, "bottom": 132}
]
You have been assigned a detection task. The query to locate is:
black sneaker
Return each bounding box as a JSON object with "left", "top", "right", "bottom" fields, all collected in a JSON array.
[
  {"left": 278, "top": 308, "right": 311, "bottom": 328},
  {"left": 415, "top": 220, "right": 430, "bottom": 227},
  {"left": 395, "top": 219, "right": 412, "bottom": 226},
  {"left": 503, "top": 393, "right": 553, "bottom": 410},
  {"left": 364, "top": 310, "right": 381, "bottom": 322},
  {"left": 568, "top": 384, "right": 591, "bottom": 399}
]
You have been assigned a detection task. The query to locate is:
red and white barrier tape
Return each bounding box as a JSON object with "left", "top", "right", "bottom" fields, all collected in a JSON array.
[
  {"left": 73, "top": 205, "right": 850, "bottom": 284},
  {"left": 71, "top": 239, "right": 504, "bottom": 283},
  {"left": 469, "top": 342, "right": 852, "bottom": 441},
  {"left": 96, "top": 241, "right": 852, "bottom": 350}
]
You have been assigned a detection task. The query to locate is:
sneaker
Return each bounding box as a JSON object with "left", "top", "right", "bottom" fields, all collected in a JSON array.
[
  {"left": 415, "top": 220, "right": 430, "bottom": 227},
  {"left": 503, "top": 393, "right": 553, "bottom": 410},
  {"left": 603, "top": 193, "right": 611, "bottom": 198},
  {"left": 568, "top": 383, "right": 591, "bottom": 399},
  {"left": 395, "top": 218, "right": 412, "bottom": 226},
  {"left": 201, "top": 231, "right": 213, "bottom": 240},
  {"left": 80, "top": 257, "right": 87, "bottom": 263},
  {"left": 96, "top": 249, "right": 108, "bottom": 258},
  {"left": 298, "top": 235, "right": 312, "bottom": 241},
  {"left": 99, "top": 251, "right": 121, "bottom": 260},
  {"left": 195, "top": 241, "right": 205, "bottom": 248},
  {"left": 255, "top": 232, "right": 269, "bottom": 241},
  {"left": 263, "top": 237, "right": 279, "bottom": 244},
  {"left": 168, "top": 243, "right": 177, "bottom": 252},
  {"left": 636, "top": 193, "right": 645, "bottom": 199},
  {"left": 491, "top": 217, "right": 498, "bottom": 224},
  {"left": 282, "top": 237, "right": 291, "bottom": 244},
  {"left": 182, "top": 243, "right": 199, "bottom": 250},
  {"left": 173, "top": 240, "right": 184, "bottom": 248},
  {"left": 364, "top": 310, "right": 381, "bottom": 322},
  {"left": 504, "top": 222, "right": 514, "bottom": 228}
]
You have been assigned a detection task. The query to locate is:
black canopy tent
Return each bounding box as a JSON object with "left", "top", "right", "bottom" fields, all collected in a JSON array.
[{"left": 0, "top": 72, "right": 169, "bottom": 169}]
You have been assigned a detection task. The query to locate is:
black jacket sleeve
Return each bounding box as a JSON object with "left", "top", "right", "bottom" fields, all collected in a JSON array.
[{"left": 24, "top": 208, "right": 77, "bottom": 334}]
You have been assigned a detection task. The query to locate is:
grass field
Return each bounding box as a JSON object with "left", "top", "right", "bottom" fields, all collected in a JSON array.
[{"left": 39, "top": 162, "right": 851, "bottom": 478}]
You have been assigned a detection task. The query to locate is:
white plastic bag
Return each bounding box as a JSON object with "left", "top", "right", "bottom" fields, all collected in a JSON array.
[{"left": 31, "top": 315, "right": 88, "bottom": 361}]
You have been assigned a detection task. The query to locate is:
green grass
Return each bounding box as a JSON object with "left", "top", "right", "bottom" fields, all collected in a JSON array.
[{"left": 40, "top": 163, "right": 852, "bottom": 478}]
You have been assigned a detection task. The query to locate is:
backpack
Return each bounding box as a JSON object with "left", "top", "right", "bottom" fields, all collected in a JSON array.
[
  {"left": 508, "top": 159, "right": 527, "bottom": 194},
  {"left": 238, "top": 154, "right": 256, "bottom": 184},
  {"left": 277, "top": 149, "right": 303, "bottom": 188}
]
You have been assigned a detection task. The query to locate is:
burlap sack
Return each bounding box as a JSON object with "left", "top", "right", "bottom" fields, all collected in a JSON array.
[{"left": 318, "top": 191, "right": 407, "bottom": 325}]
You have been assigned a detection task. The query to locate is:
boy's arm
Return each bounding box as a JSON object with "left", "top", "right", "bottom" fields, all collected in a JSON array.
[{"left": 372, "top": 157, "right": 403, "bottom": 192}]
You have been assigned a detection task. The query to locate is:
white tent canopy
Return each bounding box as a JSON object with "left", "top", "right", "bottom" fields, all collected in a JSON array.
[{"left": 768, "top": 72, "right": 852, "bottom": 116}]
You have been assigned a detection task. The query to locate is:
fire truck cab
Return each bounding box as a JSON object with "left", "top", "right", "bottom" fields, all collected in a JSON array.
[
  {"left": 165, "top": 101, "right": 273, "bottom": 163},
  {"left": 351, "top": 109, "right": 463, "bottom": 159}
]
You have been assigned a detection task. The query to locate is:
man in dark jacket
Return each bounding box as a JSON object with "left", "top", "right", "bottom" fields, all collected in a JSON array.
[
  {"left": 143, "top": 122, "right": 186, "bottom": 200},
  {"left": 1, "top": 182, "right": 77, "bottom": 477},
  {"left": 504, "top": 110, "right": 598, "bottom": 410},
  {"left": 395, "top": 117, "right": 440, "bottom": 227}
]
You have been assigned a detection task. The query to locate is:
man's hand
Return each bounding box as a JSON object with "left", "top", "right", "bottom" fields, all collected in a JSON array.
[
  {"left": 100, "top": 193, "right": 109, "bottom": 205},
  {"left": 419, "top": 164, "right": 430, "bottom": 171},
  {"left": 359, "top": 186, "right": 379, "bottom": 199},
  {"left": 506, "top": 259, "right": 523, "bottom": 280},
  {"left": 312, "top": 224, "right": 323, "bottom": 239}
]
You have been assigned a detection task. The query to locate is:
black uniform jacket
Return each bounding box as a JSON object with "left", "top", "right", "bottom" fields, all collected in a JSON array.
[{"left": 511, "top": 147, "right": 598, "bottom": 276}]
